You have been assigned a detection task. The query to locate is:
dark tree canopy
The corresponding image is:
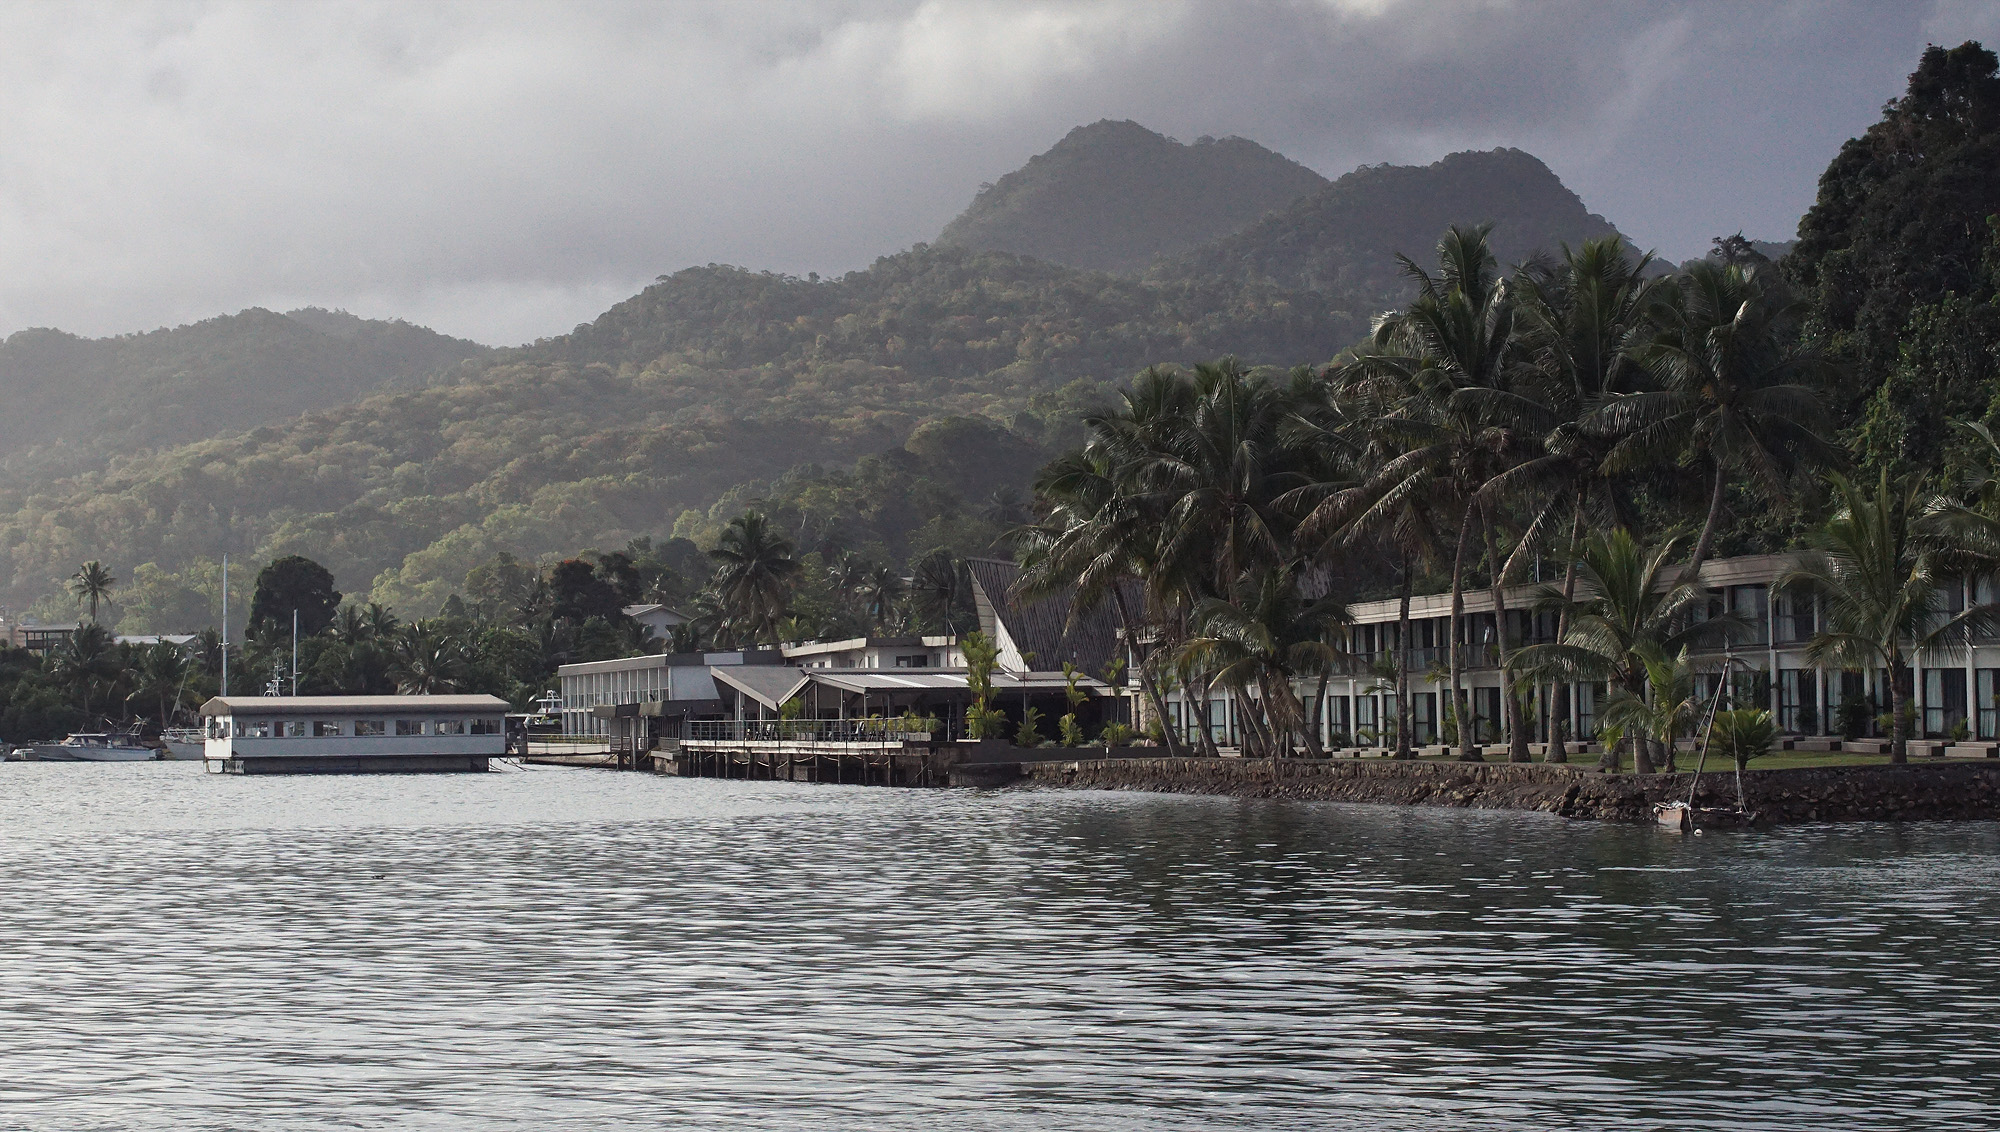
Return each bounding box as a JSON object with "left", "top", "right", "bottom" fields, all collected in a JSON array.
[
  {"left": 248, "top": 555, "right": 342, "bottom": 639},
  {"left": 1790, "top": 41, "right": 2000, "bottom": 401},
  {"left": 547, "top": 559, "right": 625, "bottom": 623}
]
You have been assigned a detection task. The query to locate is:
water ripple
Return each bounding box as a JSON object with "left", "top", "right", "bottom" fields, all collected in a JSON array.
[{"left": 0, "top": 762, "right": 1994, "bottom": 1130}]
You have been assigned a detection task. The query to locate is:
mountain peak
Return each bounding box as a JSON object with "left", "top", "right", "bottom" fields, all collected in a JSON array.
[
  {"left": 936, "top": 120, "right": 1328, "bottom": 274},
  {"left": 1155, "top": 146, "right": 1626, "bottom": 300}
]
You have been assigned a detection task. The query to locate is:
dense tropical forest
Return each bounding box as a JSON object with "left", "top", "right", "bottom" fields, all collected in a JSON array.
[{"left": 6, "top": 42, "right": 2000, "bottom": 760}]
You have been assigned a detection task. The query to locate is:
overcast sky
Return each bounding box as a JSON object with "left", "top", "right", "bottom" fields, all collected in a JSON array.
[{"left": 1, "top": 0, "right": 1995, "bottom": 347}]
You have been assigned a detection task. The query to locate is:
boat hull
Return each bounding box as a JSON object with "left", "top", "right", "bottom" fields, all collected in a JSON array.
[{"left": 29, "top": 744, "right": 157, "bottom": 762}]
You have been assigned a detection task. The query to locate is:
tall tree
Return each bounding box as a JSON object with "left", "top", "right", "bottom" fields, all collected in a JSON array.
[
  {"left": 708, "top": 511, "right": 801, "bottom": 646},
  {"left": 248, "top": 555, "right": 343, "bottom": 640},
  {"left": 1601, "top": 261, "right": 1838, "bottom": 581},
  {"left": 69, "top": 561, "right": 118, "bottom": 624}
]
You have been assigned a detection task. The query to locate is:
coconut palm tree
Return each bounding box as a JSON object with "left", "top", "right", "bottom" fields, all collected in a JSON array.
[
  {"left": 1509, "top": 529, "right": 1727, "bottom": 773},
  {"left": 1341, "top": 225, "right": 1525, "bottom": 761},
  {"left": 708, "top": 511, "right": 801, "bottom": 646},
  {"left": 127, "top": 642, "right": 194, "bottom": 730},
  {"left": 47, "top": 622, "right": 120, "bottom": 722},
  {"left": 1599, "top": 261, "right": 1839, "bottom": 581},
  {"left": 1018, "top": 446, "right": 1187, "bottom": 757},
  {"left": 1173, "top": 569, "right": 1347, "bottom": 757},
  {"left": 1599, "top": 644, "right": 1703, "bottom": 774},
  {"left": 388, "top": 622, "right": 467, "bottom": 694},
  {"left": 1780, "top": 470, "right": 2000, "bottom": 763},
  {"left": 69, "top": 561, "right": 118, "bottom": 624}
]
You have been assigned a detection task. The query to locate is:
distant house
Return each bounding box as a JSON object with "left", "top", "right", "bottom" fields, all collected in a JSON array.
[
  {"left": 198, "top": 694, "right": 508, "bottom": 774},
  {"left": 0, "top": 613, "right": 78, "bottom": 655},
  {"left": 623, "top": 603, "right": 689, "bottom": 641},
  {"left": 783, "top": 636, "right": 964, "bottom": 670}
]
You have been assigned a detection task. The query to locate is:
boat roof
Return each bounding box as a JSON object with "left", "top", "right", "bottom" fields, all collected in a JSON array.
[{"left": 199, "top": 694, "right": 510, "bottom": 715}]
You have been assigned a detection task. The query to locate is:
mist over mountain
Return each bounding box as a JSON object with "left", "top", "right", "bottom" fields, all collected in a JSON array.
[
  {"left": 1157, "top": 148, "right": 1626, "bottom": 303},
  {"left": 935, "top": 120, "right": 1329, "bottom": 274},
  {"left": 0, "top": 308, "right": 489, "bottom": 477},
  {"left": 0, "top": 125, "right": 1643, "bottom": 626}
]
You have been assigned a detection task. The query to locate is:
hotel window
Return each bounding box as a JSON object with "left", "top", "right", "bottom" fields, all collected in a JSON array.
[
  {"left": 395, "top": 719, "right": 427, "bottom": 736},
  {"left": 435, "top": 719, "right": 466, "bottom": 735},
  {"left": 354, "top": 720, "right": 386, "bottom": 737},
  {"left": 470, "top": 718, "right": 501, "bottom": 735},
  {"left": 895, "top": 655, "right": 928, "bottom": 668},
  {"left": 313, "top": 720, "right": 341, "bottom": 737}
]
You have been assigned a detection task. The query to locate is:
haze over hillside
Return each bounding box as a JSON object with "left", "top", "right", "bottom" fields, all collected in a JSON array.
[
  {"left": 0, "top": 124, "right": 1651, "bottom": 625},
  {"left": 935, "top": 120, "right": 1329, "bottom": 274},
  {"left": 1159, "top": 148, "right": 1626, "bottom": 303},
  {"left": 0, "top": 308, "right": 489, "bottom": 476}
]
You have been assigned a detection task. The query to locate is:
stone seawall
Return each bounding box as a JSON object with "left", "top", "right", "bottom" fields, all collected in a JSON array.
[{"left": 1015, "top": 757, "right": 2000, "bottom": 824}]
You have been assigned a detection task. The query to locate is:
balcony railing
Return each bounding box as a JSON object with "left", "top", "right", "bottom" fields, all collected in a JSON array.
[{"left": 682, "top": 719, "right": 947, "bottom": 743}]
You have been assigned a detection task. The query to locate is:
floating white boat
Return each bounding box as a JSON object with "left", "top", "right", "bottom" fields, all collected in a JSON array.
[
  {"left": 160, "top": 728, "right": 206, "bottom": 761},
  {"left": 28, "top": 732, "right": 159, "bottom": 762}
]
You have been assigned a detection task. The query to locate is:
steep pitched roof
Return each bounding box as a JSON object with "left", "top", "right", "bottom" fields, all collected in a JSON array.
[{"left": 964, "top": 557, "right": 1124, "bottom": 677}]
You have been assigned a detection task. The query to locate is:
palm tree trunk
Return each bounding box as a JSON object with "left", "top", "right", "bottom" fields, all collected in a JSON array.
[
  {"left": 1395, "top": 554, "right": 1416, "bottom": 760},
  {"left": 1450, "top": 498, "right": 1480, "bottom": 762},
  {"left": 1482, "top": 507, "right": 1530, "bottom": 763},
  {"left": 1111, "top": 587, "right": 1183, "bottom": 758},
  {"left": 1628, "top": 672, "right": 1656, "bottom": 775},
  {"left": 1552, "top": 496, "right": 1584, "bottom": 764},
  {"left": 1682, "top": 463, "right": 1727, "bottom": 585},
  {"left": 1889, "top": 656, "right": 1909, "bottom": 764},
  {"left": 1304, "top": 666, "right": 1329, "bottom": 758},
  {"left": 1192, "top": 673, "right": 1221, "bottom": 758}
]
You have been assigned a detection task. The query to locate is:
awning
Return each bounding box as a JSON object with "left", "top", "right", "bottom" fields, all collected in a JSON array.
[{"left": 708, "top": 666, "right": 813, "bottom": 711}]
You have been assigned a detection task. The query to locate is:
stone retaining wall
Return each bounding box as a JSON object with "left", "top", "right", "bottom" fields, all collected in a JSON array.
[{"left": 1015, "top": 756, "right": 2000, "bottom": 824}]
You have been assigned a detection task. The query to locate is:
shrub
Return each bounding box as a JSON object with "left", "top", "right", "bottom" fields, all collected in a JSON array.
[
  {"left": 1015, "top": 706, "right": 1044, "bottom": 748},
  {"left": 1099, "top": 721, "right": 1135, "bottom": 749},
  {"left": 1058, "top": 713, "right": 1086, "bottom": 747}
]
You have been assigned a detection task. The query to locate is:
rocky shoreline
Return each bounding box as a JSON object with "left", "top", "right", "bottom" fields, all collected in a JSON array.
[{"left": 1010, "top": 756, "right": 2000, "bottom": 824}]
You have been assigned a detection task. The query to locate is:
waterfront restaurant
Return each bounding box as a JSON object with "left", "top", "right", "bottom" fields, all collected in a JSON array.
[{"left": 198, "top": 694, "right": 509, "bottom": 774}]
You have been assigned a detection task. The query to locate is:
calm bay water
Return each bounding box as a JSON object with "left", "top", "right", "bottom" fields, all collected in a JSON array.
[{"left": 0, "top": 762, "right": 1994, "bottom": 1130}]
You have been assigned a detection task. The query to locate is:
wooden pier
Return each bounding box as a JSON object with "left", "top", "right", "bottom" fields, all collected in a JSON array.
[{"left": 669, "top": 737, "right": 955, "bottom": 786}]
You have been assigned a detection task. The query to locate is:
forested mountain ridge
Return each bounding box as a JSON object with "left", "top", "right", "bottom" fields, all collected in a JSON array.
[
  {"left": 0, "top": 245, "right": 1361, "bottom": 625},
  {"left": 1156, "top": 148, "right": 1625, "bottom": 301},
  {"left": 935, "top": 119, "right": 1329, "bottom": 274},
  {"left": 0, "top": 307, "right": 490, "bottom": 478}
]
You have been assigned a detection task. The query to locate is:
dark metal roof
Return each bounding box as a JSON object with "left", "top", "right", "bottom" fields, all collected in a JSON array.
[{"left": 964, "top": 557, "right": 1126, "bottom": 679}]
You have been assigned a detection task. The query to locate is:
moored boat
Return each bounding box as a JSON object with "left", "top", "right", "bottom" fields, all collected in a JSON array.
[
  {"left": 28, "top": 732, "right": 158, "bottom": 762},
  {"left": 160, "top": 728, "right": 206, "bottom": 761}
]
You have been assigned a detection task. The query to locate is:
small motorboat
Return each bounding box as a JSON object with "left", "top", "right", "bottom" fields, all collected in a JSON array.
[
  {"left": 28, "top": 732, "right": 159, "bottom": 762},
  {"left": 159, "top": 728, "right": 207, "bottom": 761}
]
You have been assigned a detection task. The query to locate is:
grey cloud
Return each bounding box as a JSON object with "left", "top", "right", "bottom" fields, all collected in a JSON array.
[{"left": 0, "top": 0, "right": 1985, "bottom": 345}]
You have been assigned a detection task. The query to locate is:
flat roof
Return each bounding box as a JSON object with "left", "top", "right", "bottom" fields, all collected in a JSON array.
[{"left": 200, "top": 694, "right": 509, "bottom": 715}]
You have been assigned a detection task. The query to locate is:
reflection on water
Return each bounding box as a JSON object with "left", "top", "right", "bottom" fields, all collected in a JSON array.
[{"left": 0, "top": 762, "right": 1994, "bottom": 1130}]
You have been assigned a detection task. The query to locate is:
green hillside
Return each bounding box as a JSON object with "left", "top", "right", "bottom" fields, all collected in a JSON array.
[
  {"left": 0, "top": 307, "right": 489, "bottom": 478},
  {"left": 935, "top": 120, "right": 1328, "bottom": 274},
  {"left": 1157, "top": 148, "right": 1624, "bottom": 304},
  {"left": 0, "top": 246, "right": 1360, "bottom": 626}
]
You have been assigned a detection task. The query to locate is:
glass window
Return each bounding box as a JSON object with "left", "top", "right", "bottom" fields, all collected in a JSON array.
[
  {"left": 313, "top": 720, "right": 341, "bottom": 737},
  {"left": 435, "top": 719, "right": 466, "bottom": 735},
  {"left": 244, "top": 720, "right": 271, "bottom": 738},
  {"left": 470, "top": 717, "right": 500, "bottom": 735},
  {"left": 353, "top": 720, "right": 385, "bottom": 737},
  {"left": 395, "top": 719, "right": 426, "bottom": 736},
  {"left": 284, "top": 721, "right": 307, "bottom": 738}
]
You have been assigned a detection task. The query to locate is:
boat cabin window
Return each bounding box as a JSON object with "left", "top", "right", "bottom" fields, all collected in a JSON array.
[
  {"left": 233, "top": 719, "right": 271, "bottom": 738},
  {"left": 470, "top": 718, "right": 501, "bottom": 735},
  {"left": 314, "top": 720, "right": 341, "bottom": 737},
  {"left": 284, "top": 721, "right": 307, "bottom": 738},
  {"left": 395, "top": 719, "right": 427, "bottom": 736},
  {"left": 353, "top": 720, "right": 386, "bottom": 737},
  {"left": 208, "top": 718, "right": 227, "bottom": 739},
  {"left": 435, "top": 719, "right": 466, "bottom": 735}
]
